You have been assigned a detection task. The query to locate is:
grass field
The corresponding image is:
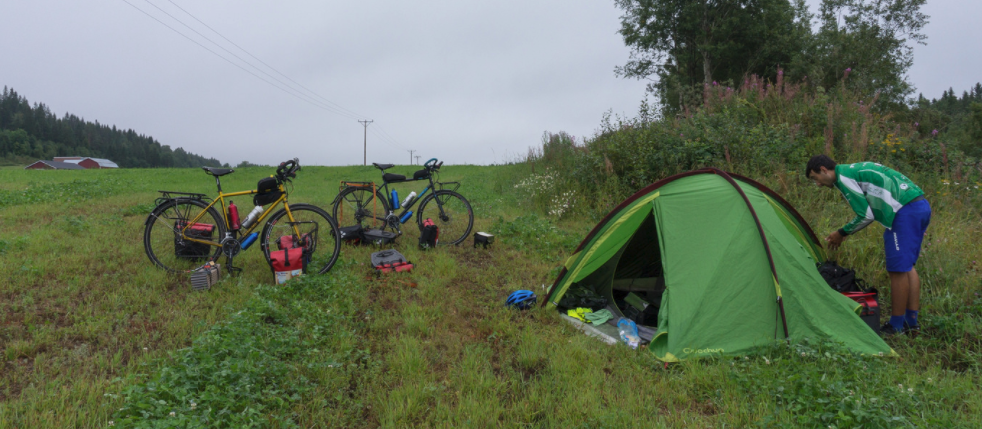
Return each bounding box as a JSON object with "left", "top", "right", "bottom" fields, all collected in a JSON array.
[{"left": 1, "top": 163, "right": 980, "bottom": 428}]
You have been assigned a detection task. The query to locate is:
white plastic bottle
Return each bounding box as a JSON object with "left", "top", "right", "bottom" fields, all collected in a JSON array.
[
  {"left": 241, "top": 205, "right": 264, "bottom": 228},
  {"left": 401, "top": 191, "right": 417, "bottom": 207}
]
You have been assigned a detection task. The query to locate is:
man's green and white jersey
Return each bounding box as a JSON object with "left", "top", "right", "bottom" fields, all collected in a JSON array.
[{"left": 835, "top": 162, "right": 924, "bottom": 235}]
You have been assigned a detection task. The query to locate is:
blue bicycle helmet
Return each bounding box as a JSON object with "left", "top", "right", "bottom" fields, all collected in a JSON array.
[{"left": 506, "top": 290, "right": 537, "bottom": 310}]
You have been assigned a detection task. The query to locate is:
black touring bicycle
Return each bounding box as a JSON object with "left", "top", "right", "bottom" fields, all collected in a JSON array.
[{"left": 332, "top": 158, "right": 474, "bottom": 245}]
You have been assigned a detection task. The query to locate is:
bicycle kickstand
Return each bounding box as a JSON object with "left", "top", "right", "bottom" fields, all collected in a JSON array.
[{"left": 225, "top": 255, "right": 243, "bottom": 277}]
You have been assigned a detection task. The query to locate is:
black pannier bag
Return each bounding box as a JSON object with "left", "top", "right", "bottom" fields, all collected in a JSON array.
[
  {"left": 419, "top": 218, "right": 438, "bottom": 249},
  {"left": 339, "top": 224, "right": 364, "bottom": 244},
  {"left": 174, "top": 221, "right": 215, "bottom": 261},
  {"left": 363, "top": 228, "right": 397, "bottom": 245},
  {"left": 254, "top": 177, "right": 283, "bottom": 206}
]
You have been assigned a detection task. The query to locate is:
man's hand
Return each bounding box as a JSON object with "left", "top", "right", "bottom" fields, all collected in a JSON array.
[{"left": 825, "top": 230, "right": 845, "bottom": 250}]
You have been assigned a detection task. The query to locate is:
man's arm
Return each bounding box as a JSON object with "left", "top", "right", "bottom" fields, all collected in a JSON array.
[
  {"left": 836, "top": 173, "right": 875, "bottom": 235},
  {"left": 840, "top": 207, "right": 875, "bottom": 236}
]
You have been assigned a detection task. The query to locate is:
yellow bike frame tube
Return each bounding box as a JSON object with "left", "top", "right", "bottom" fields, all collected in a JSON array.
[{"left": 178, "top": 183, "right": 292, "bottom": 246}]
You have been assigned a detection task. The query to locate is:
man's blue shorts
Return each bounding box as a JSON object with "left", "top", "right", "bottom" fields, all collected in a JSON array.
[{"left": 884, "top": 198, "right": 931, "bottom": 273}]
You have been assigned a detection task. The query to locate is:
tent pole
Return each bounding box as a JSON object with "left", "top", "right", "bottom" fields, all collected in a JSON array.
[{"left": 777, "top": 297, "right": 790, "bottom": 340}]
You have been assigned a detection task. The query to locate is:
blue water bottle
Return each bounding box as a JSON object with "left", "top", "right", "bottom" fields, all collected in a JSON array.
[
  {"left": 391, "top": 189, "right": 400, "bottom": 210},
  {"left": 240, "top": 232, "right": 259, "bottom": 249},
  {"left": 399, "top": 211, "right": 413, "bottom": 223}
]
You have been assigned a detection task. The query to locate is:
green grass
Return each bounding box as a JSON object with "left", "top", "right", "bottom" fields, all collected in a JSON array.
[{"left": 1, "top": 163, "right": 980, "bottom": 428}]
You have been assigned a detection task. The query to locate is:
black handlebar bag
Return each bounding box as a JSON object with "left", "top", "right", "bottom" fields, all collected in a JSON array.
[{"left": 254, "top": 177, "right": 282, "bottom": 206}]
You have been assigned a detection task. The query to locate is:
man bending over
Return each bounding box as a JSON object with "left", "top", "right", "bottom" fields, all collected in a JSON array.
[{"left": 805, "top": 155, "right": 931, "bottom": 335}]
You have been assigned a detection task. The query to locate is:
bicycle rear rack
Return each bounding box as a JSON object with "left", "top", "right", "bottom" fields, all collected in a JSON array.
[
  {"left": 338, "top": 181, "right": 377, "bottom": 192},
  {"left": 437, "top": 181, "right": 460, "bottom": 194},
  {"left": 155, "top": 190, "right": 208, "bottom": 206}
]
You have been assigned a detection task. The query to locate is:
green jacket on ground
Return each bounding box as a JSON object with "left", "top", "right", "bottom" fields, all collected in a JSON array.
[{"left": 835, "top": 162, "right": 924, "bottom": 235}]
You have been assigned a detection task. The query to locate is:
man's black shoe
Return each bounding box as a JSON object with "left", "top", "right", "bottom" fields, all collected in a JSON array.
[
  {"left": 904, "top": 320, "right": 921, "bottom": 337},
  {"left": 880, "top": 323, "right": 905, "bottom": 336}
]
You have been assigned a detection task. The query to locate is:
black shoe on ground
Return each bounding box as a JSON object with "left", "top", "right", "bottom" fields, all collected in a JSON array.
[
  {"left": 880, "top": 323, "right": 905, "bottom": 336},
  {"left": 904, "top": 320, "right": 921, "bottom": 337}
]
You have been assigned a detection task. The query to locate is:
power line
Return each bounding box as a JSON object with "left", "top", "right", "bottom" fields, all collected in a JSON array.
[
  {"left": 120, "top": 0, "right": 364, "bottom": 121},
  {"left": 122, "top": 0, "right": 417, "bottom": 158},
  {"left": 369, "top": 127, "right": 405, "bottom": 152},
  {"left": 135, "top": 0, "right": 364, "bottom": 121},
  {"left": 161, "top": 0, "right": 368, "bottom": 121}
]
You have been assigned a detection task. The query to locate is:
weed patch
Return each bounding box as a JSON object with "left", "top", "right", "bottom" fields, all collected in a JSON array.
[
  {"left": 108, "top": 265, "right": 365, "bottom": 428},
  {"left": 490, "top": 214, "right": 579, "bottom": 259},
  {"left": 0, "top": 178, "right": 124, "bottom": 208}
]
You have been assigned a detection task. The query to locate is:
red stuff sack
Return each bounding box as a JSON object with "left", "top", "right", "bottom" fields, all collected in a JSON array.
[{"left": 270, "top": 246, "right": 304, "bottom": 284}]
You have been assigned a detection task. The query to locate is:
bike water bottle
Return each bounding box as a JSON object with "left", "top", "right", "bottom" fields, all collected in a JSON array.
[
  {"left": 240, "top": 232, "right": 258, "bottom": 249},
  {"left": 401, "top": 191, "right": 417, "bottom": 207},
  {"left": 241, "top": 205, "right": 264, "bottom": 229},
  {"left": 391, "top": 189, "right": 400, "bottom": 210},
  {"left": 399, "top": 210, "right": 413, "bottom": 224},
  {"left": 228, "top": 201, "right": 241, "bottom": 230}
]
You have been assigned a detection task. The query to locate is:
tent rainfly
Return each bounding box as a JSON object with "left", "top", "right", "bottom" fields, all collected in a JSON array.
[{"left": 545, "top": 168, "right": 892, "bottom": 361}]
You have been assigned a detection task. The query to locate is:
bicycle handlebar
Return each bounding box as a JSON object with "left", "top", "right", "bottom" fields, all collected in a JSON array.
[
  {"left": 276, "top": 158, "right": 300, "bottom": 181},
  {"left": 423, "top": 158, "right": 443, "bottom": 172}
]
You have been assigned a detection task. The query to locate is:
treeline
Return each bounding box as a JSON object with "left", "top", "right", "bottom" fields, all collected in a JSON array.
[
  {"left": 0, "top": 87, "right": 223, "bottom": 168},
  {"left": 616, "top": 0, "right": 929, "bottom": 111},
  {"left": 914, "top": 84, "right": 982, "bottom": 157},
  {"left": 527, "top": 76, "right": 981, "bottom": 217}
]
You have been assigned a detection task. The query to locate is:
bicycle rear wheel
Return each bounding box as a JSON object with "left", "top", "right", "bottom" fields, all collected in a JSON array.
[
  {"left": 261, "top": 204, "right": 341, "bottom": 274},
  {"left": 144, "top": 198, "right": 227, "bottom": 273},
  {"left": 416, "top": 190, "right": 473, "bottom": 245},
  {"left": 332, "top": 186, "right": 390, "bottom": 229}
]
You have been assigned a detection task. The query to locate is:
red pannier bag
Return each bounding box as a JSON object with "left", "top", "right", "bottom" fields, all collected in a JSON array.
[{"left": 270, "top": 246, "right": 304, "bottom": 284}]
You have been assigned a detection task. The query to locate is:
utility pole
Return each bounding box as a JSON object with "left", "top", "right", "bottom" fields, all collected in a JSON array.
[
  {"left": 358, "top": 120, "right": 373, "bottom": 165},
  {"left": 414, "top": 155, "right": 421, "bottom": 165},
  {"left": 408, "top": 149, "right": 415, "bottom": 165}
]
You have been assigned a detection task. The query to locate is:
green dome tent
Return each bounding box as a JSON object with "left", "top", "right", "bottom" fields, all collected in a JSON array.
[{"left": 545, "top": 168, "right": 892, "bottom": 361}]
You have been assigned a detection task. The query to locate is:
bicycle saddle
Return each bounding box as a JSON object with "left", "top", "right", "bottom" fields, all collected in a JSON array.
[
  {"left": 372, "top": 163, "right": 395, "bottom": 171},
  {"left": 202, "top": 167, "right": 234, "bottom": 177}
]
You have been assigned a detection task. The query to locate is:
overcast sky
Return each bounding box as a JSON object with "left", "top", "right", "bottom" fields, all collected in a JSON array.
[{"left": 1, "top": 1, "right": 979, "bottom": 167}]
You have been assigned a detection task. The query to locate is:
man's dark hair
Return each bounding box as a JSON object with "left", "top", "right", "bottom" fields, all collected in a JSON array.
[{"left": 805, "top": 155, "right": 837, "bottom": 178}]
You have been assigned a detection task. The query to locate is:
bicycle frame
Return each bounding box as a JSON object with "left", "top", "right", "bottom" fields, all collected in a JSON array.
[
  {"left": 170, "top": 179, "right": 300, "bottom": 249},
  {"left": 345, "top": 173, "right": 457, "bottom": 227}
]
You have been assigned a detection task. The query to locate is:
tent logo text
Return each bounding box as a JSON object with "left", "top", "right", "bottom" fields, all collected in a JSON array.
[{"left": 684, "top": 348, "right": 724, "bottom": 354}]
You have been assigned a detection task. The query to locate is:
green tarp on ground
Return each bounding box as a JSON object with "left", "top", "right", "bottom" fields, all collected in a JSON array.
[{"left": 546, "top": 169, "right": 892, "bottom": 361}]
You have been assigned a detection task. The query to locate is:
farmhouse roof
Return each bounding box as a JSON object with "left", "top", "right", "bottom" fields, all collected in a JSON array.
[{"left": 25, "top": 160, "right": 86, "bottom": 170}]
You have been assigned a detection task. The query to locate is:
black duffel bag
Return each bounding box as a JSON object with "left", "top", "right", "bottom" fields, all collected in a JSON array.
[{"left": 817, "top": 261, "right": 868, "bottom": 293}]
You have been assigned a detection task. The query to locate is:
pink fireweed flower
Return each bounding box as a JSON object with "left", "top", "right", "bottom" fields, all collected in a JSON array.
[{"left": 932, "top": 129, "right": 939, "bottom": 136}]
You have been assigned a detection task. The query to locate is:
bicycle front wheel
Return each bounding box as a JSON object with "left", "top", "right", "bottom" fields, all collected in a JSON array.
[
  {"left": 144, "top": 198, "right": 227, "bottom": 273},
  {"left": 261, "top": 203, "right": 341, "bottom": 274},
  {"left": 332, "top": 186, "right": 390, "bottom": 229},
  {"left": 416, "top": 190, "right": 473, "bottom": 245}
]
